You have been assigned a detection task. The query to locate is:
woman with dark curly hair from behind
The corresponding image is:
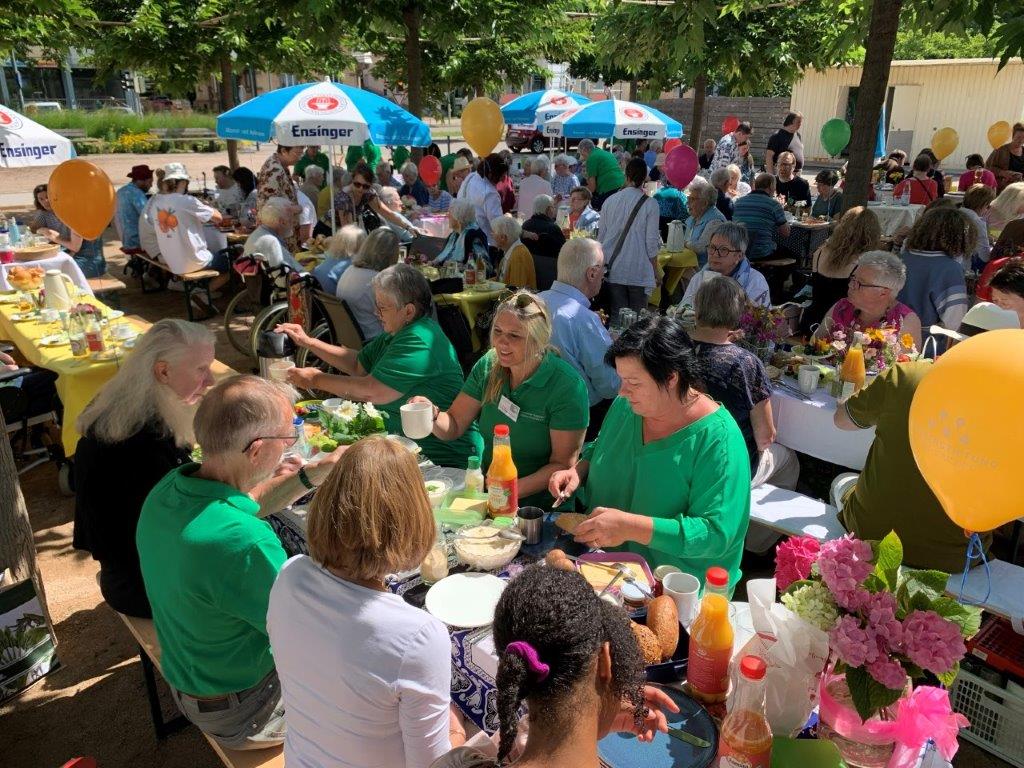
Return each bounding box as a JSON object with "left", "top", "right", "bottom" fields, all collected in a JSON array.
[{"left": 432, "top": 566, "right": 678, "bottom": 767}]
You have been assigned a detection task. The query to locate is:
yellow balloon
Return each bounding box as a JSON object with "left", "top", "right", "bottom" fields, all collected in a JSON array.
[
  {"left": 461, "top": 97, "right": 504, "bottom": 157},
  {"left": 909, "top": 330, "right": 1024, "bottom": 532},
  {"left": 988, "top": 120, "right": 1011, "bottom": 150},
  {"left": 47, "top": 159, "right": 115, "bottom": 240},
  {"left": 930, "top": 127, "right": 959, "bottom": 162}
]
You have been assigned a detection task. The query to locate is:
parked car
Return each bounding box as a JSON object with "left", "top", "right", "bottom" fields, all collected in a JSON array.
[
  {"left": 24, "top": 101, "right": 62, "bottom": 113},
  {"left": 504, "top": 124, "right": 597, "bottom": 155}
]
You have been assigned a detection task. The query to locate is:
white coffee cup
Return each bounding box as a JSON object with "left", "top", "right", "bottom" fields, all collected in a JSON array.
[
  {"left": 269, "top": 360, "right": 295, "bottom": 382},
  {"left": 39, "top": 308, "right": 59, "bottom": 323},
  {"left": 662, "top": 572, "right": 701, "bottom": 629},
  {"left": 797, "top": 364, "right": 821, "bottom": 394},
  {"left": 400, "top": 401, "right": 434, "bottom": 439},
  {"left": 112, "top": 323, "right": 135, "bottom": 340}
]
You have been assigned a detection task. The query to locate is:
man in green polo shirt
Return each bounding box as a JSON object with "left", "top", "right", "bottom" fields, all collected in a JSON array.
[
  {"left": 579, "top": 138, "right": 625, "bottom": 211},
  {"left": 136, "top": 375, "right": 342, "bottom": 751},
  {"left": 293, "top": 145, "right": 330, "bottom": 182}
]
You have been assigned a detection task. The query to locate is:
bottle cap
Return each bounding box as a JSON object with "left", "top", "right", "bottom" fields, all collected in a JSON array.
[
  {"left": 705, "top": 567, "right": 728, "bottom": 588},
  {"left": 292, "top": 416, "right": 303, "bottom": 426},
  {"left": 494, "top": 424, "right": 510, "bottom": 437},
  {"left": 467, "top": 456, "right": 481, "bottom": 469},
  {"left": 739, "top": 655, "right": 767, "bottom": 681}
]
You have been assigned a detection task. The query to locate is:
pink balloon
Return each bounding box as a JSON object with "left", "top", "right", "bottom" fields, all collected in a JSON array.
[
  {"left": 664, "top": 145, "right": 699, "bottom": 189},
  {"left": 418, "top": 155, "right": 442, "bottom": 186},
  {"left": 663, "top": 137, "right": 682, "bottom": 155},
  {"left": 722, "top": 115, "right": 740, "bottom": 134}
]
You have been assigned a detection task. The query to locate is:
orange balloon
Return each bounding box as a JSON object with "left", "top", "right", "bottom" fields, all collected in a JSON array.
[
  {"left": 909, "top": 330, "right": 1024, "bottom": 532},
  {"left": 988, "top": 121, "right": 1011, "bottom": 150},
  {"left": 47, "top": 159, "right": 115, "bottom": 240},
  {"left": 461, "top": 97, "right": 504, "bottom": 157}
]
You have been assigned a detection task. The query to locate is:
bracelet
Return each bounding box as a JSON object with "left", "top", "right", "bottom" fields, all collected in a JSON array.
[
  {"left": 297, "top": 467, "right": 316, "bottom": 490},
  {"left": 432, "top": 405, "right": 440, "bottom": 422}
]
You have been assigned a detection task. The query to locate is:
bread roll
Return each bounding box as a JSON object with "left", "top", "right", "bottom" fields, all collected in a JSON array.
[
  {"left": 631, "top": 621, "right": 663, "bottom": 666},
  {"left": 646, "top": 596, "right": 680, "bottom": 660}
]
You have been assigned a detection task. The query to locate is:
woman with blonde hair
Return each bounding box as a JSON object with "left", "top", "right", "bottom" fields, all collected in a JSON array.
[
  {"left": 987, "top": 181, "right": 1024, "bottom": 241},
  {"left": 73, "top": 319, "right": 216, "bottom": 617},
  {"left": 311, "top": 223, "right": 367, "bottom": 294},
  {"left": 801, "top": 206, "right": 882, "bottom": 334},
  {"left": 410, "top": 291, "right": 589, "bottom": 508},
  {"left": 268, "top": 437, "right": 466, "bottom": 767}
]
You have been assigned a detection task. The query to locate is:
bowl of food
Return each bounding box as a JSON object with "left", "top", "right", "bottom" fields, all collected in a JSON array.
[
  {"left": 424, "top": 477, "right": 452, "bottom": 508},
  {"left": 453, "top": 523, "right": 521, "bottom": 571},
  {"left": 14, "top": 243, "right": 59, "bottom": 261}
]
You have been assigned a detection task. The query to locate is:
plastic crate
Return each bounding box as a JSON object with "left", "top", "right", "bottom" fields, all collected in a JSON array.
[
  {"left": 950, "top": 665, "right": 1024, "bottom": 767},
  {"left": 969, "top": 616, "right": 1024, "bottom": 679}
]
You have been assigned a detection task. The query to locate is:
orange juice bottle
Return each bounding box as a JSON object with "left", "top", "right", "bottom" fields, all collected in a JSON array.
[
  {"left": 717, "top": 655, "right": 773, "bottom": 768},
  {"left": 840, "top": 343, "right": 866, "bottom": 397},
  {"left": 687, "top": 566, "right": 733, "bottom": 704},
  {"left": 486, "top": 424, "right": 518, "bottom": 518}
]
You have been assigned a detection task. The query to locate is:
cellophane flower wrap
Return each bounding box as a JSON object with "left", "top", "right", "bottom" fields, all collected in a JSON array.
[
  {"left": 774, "top": 532, "right": 980, "bottom": 743},
  {"left": 809, "top": 326, "right": 916, "bottom": 374}
]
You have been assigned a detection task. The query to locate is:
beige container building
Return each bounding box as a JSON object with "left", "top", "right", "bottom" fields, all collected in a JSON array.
[{"left": 791, "top": 58, "right": 1024, "bottom": 165}]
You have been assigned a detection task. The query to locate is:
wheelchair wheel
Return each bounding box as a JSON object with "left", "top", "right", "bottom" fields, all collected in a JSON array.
[
  {"left": 249, "top": 301, "right": 290, "bottom": 358},
  {"left": 294, "top": 322, "right": 341, "bottom": 399},
  {"left": 223, "top": 287, "right": 263, "bottom": 358}
]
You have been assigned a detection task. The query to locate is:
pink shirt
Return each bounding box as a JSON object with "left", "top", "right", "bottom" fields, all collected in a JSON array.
[
  {"left": 958, "top": 168, "right": 997, "bottom": 191},
  {"left": 831, "top": 298, "right": 914, "bottom": 333}
]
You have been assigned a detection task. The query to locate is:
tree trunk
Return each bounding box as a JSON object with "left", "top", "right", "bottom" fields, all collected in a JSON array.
[
  {"left": 220, "top": 55, "right": 239, "bottom": 170},
  {"left": 627, "top": 79, "right": 638, "bottom": 102},
  {"left": 0, "top": 408, "right": 47, "bottom": 610},
  {"left": 402, "top": 3, "right": 424, "bottom": 118},
  {"left": 689, "top": 73, "right": 707, "bottom": 150},
  {"left": 843, "top": 0, "right": 903, "bottom": 211}
]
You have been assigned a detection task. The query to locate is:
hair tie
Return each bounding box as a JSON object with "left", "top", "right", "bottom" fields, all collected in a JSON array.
[{"left": 504, "top": 641, "right": 550, "bottom": 683}]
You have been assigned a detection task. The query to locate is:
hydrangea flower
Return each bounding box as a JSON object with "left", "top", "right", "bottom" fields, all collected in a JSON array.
[
  {"left": 775, "top": 535, "right": 821, "bottom": 591},
  {"left": 861, "top": 591, "right": 903, "bottom": 651},
  {"left": 901, "top": 611, "right": 966, "bottom": 675},
  {"left": 867, "top": 655, "right": 908, "bottom": 690},
  {"left": 818, "top": 535, "right": 874, "bottom": 611},
  {"left": 829, "top": 614, "right": 881, "bottom": 669},
  {"left": 781, "top": 581, "right": 839, "bottom": 632}
]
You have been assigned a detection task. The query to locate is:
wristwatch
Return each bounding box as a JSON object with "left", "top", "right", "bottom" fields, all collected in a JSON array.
[{"left": 297, "top": 467, "right": 316, "bottom": 490}]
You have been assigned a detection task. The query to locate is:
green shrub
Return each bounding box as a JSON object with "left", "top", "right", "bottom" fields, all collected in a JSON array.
[
  {"left": 71, "top": 138, "right": 108, "bottom": 155},
  {"left": 35, "top": 109, "right": 217, "bottom": 139}
]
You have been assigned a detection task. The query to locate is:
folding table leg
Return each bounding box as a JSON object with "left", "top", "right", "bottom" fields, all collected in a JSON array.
[{"left": 136, "top": 645, "right": 189, "bottom": 740}]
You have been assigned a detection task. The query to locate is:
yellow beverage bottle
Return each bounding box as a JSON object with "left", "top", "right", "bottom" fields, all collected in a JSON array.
[
  {"left": 717, "top": 655, "right": 773, "bottom": 767},
  {"left": 840, "top": 343, "right": 866, "bottom": 396},
  {"left": 687, "top": 566, "right": 734, "bottom": 704},
  {"left": 486, "top": 424, "right": 518, "bottom": 518}
]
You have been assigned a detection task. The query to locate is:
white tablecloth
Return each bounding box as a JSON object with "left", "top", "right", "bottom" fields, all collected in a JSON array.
[
  {"left": 0, "top": 252, "right": 93, "bottom": 294},
  {"left": 866, "top": 202, "right": 924, "bottom": 236},
  {"left": 771, "top": 386, "right": 874, "bottom": 470}
]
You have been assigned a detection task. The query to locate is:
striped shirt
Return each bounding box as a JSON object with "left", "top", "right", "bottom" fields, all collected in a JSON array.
[{"left": 733, "top": 190, "right": 786, "bottom": 260}]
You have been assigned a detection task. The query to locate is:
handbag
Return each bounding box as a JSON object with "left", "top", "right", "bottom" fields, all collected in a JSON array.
[{"left": 594, "top": 193, "right": 649, "bottom": 312}]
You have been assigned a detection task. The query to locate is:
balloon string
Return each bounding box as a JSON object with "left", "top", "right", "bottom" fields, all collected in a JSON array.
[{"left": 957, "top": 533, "right": 991, "bottom": 606}]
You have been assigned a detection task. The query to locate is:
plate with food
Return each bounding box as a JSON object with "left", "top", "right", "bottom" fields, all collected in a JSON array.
[
  {"left": 39, "top": 333, "right": 69, "bottom": 347},
  {"left": 0, "top": 293, "right": 19, "bottom": 304},
  {"left": 10, "top": 312, "right": 38, "bottom": 322},
  {"left": 294, "top": 399, "right": 322, "bottom": 422},
  {"left": 425, "top": 572, "right": 506, "bottom": 628}
]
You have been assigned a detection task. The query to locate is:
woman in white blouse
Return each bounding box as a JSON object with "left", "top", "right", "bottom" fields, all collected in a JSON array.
[{"left": 268, "top": 437, "right": 466, "bottom": 768}]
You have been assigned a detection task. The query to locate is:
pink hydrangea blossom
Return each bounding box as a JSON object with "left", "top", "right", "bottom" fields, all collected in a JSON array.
[
  {"left": 829, "top": 614, "right": 881, "bottom": 669},
  {"left": 862, "top": 591, "right": 903, "bottom": 651},
  {"left": 901, "top": 611, "right": 966, "bottom": 675},
  {"left": 818, "top": 535, "right": 875, "bottom": 610},
  {"left": 775, "top": 535, "right": 821, "bottom": 590},
  {"left": 867, "top": 655, "right": 908, "bottom": 690}
]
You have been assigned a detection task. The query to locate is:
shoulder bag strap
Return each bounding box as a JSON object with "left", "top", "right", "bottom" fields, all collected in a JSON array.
[
  {"left": 913, "top": 177, "right": 934, "bottom": 202},
  {"left": 606, "top": 194, "right": 649, "bottom": 273}
]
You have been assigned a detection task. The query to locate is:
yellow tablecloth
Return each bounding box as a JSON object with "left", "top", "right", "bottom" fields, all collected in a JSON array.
[
  {"left": 437, "top": 288, "right": 505, "bottom": 351},
  {"left": 651, "top": 248, "right": 699, "bottom": 306}
]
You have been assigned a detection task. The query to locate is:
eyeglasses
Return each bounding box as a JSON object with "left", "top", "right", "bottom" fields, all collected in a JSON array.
[
  {"left": 849, "top": 276, "right": 889, "bottom": 291},
  {"left": 707, "top": 244, "right": 742, "bottom": 258},
  {"left": 779, "top": 162, "right": 795, "bottom": 167},
  {"left": 352, "top": 181, "right": 371, "bottom": 189},
  {"left": 242, "top": 434, "right": 297, "bottom": 453}
]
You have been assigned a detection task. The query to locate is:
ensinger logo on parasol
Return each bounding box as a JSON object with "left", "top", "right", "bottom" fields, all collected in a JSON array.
[
  {"left": 291, "top": 125, "right": 355, "bottom": 140},
  {"left": 623, "top": 108, "right": 646, "bottom": 119},
  {"left": 550, "top": 96, "right": 568, "bottom": 106},
  {"left": 0, "top": 142, "right": 58, "bottom": 160},
  {"left": 299, "top": 94, "right": 345, "bottom": 115},
  {"left": 0, "top": 109, "right": 25, "bottom": 130},
  {"left": 622, "top": 128, "right": 659, "bottom": 138}
]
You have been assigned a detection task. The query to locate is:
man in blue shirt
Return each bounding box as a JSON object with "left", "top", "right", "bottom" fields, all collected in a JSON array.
[
  {"left": 539, "top": 238, "right": 621, "bottom": 439},
  {"left": 116, "top": 164, "right": 153, "bottom": 251},
  {"left": 732, "top": 173, "right": 790, "bottom": 262}
]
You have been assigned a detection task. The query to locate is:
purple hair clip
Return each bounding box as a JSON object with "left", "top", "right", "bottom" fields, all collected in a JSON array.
[{"left": 504, "top": 641, "right": 550, "bottom": 683}]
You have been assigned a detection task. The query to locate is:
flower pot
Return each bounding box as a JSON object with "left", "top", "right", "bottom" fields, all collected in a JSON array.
[{"left": 818, "top": 668, "right": 910, "bottom": 768}]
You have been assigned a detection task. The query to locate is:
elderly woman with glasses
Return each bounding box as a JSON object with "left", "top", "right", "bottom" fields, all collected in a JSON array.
[
  {"left": 279, "top": 263, "right": 482, "bottom": 468},
  {"left": 812, "top": 250, "right": 922, "bottom": 349},
  {"left": 678, "top": 222, "right": 770, "bottom": 307},
  {"left": 549, "top": 314, "right": 751, "bottom": 593},
  {"left": 812, "top": 169, "right": 844, "bottom": 219},
  {"left": 432, "top": 198, "right": 491, "bottom": 270},
  {"left": 410, "top": 291, "right": 589, "bottom": 509},
  {"left": 682, "top": 177, "right": 727, "bottom": 264}
]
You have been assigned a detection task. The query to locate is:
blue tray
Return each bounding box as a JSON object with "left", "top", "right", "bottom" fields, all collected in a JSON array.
[{"left": 598, "top": 685, "right": 717, "bottom": 768}]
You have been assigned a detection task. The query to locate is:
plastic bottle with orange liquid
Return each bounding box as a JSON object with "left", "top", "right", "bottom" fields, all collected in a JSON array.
[
  {"left": 687, "top": 566, "right": 734, "bottom": 704},
  {"left": 840, "top": 343, "right": 866, "bottom": 398},
  {"left": 486, "top": 424, "right": 518, "bottom": 518},
  {"left": 716, "top": 655, "right": 773, "bottom": 768}
]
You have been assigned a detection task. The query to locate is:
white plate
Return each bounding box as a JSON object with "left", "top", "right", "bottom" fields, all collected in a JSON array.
[
  {"left": 10, "top": 312, "right": 37, "bottom": 322},
  {"left": 425, "top": 573, "right": 506, "bottom": 628},
  {"left": 39, "top": 333, "right": 69, "bottom": 347},
  {"left": 106, "top": 310, "right": 125, "bottom": 320},
  {"left": 0, "top": 294, "right": 19, "bottom": 304}
]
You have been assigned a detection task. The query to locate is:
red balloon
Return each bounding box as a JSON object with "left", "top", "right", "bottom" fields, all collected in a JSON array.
[
  {"left": 418, "top": 155, "right": 442, "bottom": 186},
  {"left": 722, "top": 115, "right": 740, "bottom": 134},
  {"left": 664, "top": 146, "right": 700, "bottom": 189},
  {"left": 663, "top": 138, "right": 683, "bottom": 155}
]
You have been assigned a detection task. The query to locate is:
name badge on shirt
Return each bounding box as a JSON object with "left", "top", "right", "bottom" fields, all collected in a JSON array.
[{"left": 498, "top": 395, "right": 520, "bottom": 422}]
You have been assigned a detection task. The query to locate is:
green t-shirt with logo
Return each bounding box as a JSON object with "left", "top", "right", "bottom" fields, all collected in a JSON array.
[
  {"left": 462, "top": 350, "right": 589, "bottom": 508},
  {"left": 586, "top": 147, "right": 626, "bottom": 195}
]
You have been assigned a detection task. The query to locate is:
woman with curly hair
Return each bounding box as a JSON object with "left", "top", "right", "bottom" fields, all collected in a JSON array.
[
  {"left": 433, "top": 566, "right": 677, "bottom": 767},
  {"left": 898, "top": 207, "right": 972, "bottom": 336}
]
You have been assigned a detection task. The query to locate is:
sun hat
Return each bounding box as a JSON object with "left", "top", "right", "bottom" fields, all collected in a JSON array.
[
  {"left": 162, "top": 162, "right": 190, "bottom": 182},
  {"left": 929, "top": 301, "right": 1020, "bottom": 342},
  {"left": 452, "top": 156, "right": 471, "bottom": 172},
  {"left": 126, "top": 164, "right": 153, "bottom": 180}
]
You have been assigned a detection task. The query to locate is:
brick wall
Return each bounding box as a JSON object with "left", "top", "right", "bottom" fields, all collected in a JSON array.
[{"left": 650, "top": 96, "right": 792, "bottom": 159}]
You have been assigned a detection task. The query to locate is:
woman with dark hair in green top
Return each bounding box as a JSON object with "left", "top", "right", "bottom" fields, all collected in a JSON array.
[
  {"left": 549, "top": 314, "right": 751, "bottom": 593},
  {"left": 411, "top": 290, "right": 589, "bottom": 508}
]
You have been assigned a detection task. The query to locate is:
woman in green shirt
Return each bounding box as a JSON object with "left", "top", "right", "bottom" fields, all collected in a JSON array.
[
  {"left": 412, "top": 291, "right": 589, "bottom": 508},
  {"left": 549, "top": 315, "right": 751, "bottom": 592},
  {"left": 279, "top": 263, "right": 482, "bottom": 468}
]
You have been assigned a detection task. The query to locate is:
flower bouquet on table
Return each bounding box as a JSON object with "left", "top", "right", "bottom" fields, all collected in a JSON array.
[
  {"left": 775, "top": 532, "right": 979, "bottom": 767},
  {"left": 736, "top": 304, "right": 790, "bottom": 363},
  {"left": 311, "top": 400, "right": 387, "bottom": 452},
  {"left": 809, "top": 327, "right": 916, "bottom": 376}
]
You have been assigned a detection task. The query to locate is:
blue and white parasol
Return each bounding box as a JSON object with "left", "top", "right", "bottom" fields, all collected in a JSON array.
[
  {"left": 216, "top": 79, "right": 431, "bottom": 147},
  {"left": 500, "top": 89, "right": 592, "bottom": 125},
  {"left": 542, "top": 99, "right": 683, "bottom": 141},
  {"left": 0, "top": 105, "right": 75, "bottom": 168}
]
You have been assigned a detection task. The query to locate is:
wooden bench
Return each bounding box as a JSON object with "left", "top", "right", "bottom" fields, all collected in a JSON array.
[
  {"left": 116, "top": 612, "right": 284, "bottom": 768},
  {"left": 86, "top": 273, "right": 127, "bottom": 307},
  {"left": 749, "top": 483, "right": 846, "bottom": 542},
  {"left": 127, "top": 252, "right": 219, "bottom": 321},
  {"left": 55, "top": 128, "right": 87, "bottom": 139}
]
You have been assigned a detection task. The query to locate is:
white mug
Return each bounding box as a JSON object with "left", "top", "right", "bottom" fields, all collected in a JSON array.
[
  {"left": 400, "top": 401, "right": 434, "bottom": 440},
  {"left": 797, "top": 364, "right": 821, "bottom": 394},
  {"left": 662, "top": 572, "right": 701, "bottom": 629}
]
